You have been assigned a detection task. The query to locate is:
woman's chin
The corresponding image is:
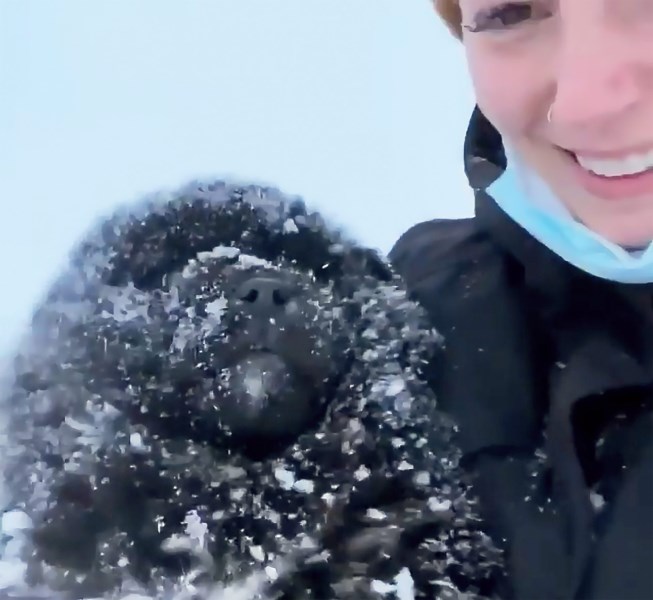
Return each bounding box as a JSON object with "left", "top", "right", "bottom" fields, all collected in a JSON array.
[{"left": 577, "top": 207, "right": 653, "bottom": 249}]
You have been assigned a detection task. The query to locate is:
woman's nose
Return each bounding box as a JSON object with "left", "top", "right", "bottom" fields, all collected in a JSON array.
[{"left": 550, "top": 23, "right": 640, "bottom": 125}]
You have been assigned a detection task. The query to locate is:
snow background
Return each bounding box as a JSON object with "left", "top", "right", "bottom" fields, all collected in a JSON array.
[{"left": 0, "top": 0, "right": 473, "bottom": 360}]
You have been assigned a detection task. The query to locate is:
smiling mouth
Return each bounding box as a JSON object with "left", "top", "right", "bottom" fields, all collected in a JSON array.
[
  {"left": 565, "top": 147, "right": 653, "bottom": 179},
  {"left": 558, "top": 147, "right": 653, "bottom": 201}
]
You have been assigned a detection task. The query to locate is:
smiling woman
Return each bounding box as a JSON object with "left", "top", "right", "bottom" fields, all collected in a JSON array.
[
  {"left": 390, "top": 1, "right": 653, "bottom": 599},
  {"left": 464, "top": 0, "right": 653, "bottom": 259},
  {"left": 459, "top": 0, "right": 653, "bottom": 253}
]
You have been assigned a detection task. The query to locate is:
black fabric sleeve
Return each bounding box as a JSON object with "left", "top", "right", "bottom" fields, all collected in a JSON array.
[{"left": 390, "top": 218, "right": 547, "bottom": 458}]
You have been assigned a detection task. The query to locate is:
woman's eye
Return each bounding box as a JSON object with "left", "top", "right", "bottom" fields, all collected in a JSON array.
[{"left": 464, "top": 1, "right": 547, "bottom": 33}]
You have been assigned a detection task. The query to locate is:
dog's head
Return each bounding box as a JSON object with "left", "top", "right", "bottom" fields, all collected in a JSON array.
[
  {"left": 2, "top": 181, "right": 456, "bottom": 598},
  {"left": 28, "top": 182, "right": 436, "bottom": 456}
]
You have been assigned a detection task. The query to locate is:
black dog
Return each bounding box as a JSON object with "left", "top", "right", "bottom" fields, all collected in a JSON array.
[{"left": 0, "top": 181, "right": 502, "bottom": 599}]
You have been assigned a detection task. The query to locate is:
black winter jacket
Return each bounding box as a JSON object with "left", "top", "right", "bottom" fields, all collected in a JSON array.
[{"left": 390, "top": 107, "right": 653, "bottom": 600}]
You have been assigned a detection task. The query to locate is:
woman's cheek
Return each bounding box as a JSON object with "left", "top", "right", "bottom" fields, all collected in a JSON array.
[{"left": 465, "top": 45, "right": 541, "bottom": 138}]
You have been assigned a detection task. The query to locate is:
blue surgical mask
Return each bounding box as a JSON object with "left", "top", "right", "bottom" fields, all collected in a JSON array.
[{"left": 486, "top": 146, "right": 653, "bottom": 284}]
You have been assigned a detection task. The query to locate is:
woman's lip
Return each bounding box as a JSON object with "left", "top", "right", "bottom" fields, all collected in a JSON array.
[
  {"left": 563, "top": 145, "right": 653, "bottom": 159},
  {"left": 565, "top": 150, "right": 653, "bottom": 201}
]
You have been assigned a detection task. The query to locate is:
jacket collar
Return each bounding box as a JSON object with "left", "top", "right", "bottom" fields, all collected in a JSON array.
[
  {"left": 461, "top": 106, "right": 574, "bottom": 291},
  {"left": 463, "top": 105, "right": 506, "bottom": 191}
]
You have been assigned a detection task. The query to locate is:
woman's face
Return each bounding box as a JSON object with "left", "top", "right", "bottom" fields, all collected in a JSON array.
[{"left": 459, "top": 0, "right": 653, "bottom": 247}]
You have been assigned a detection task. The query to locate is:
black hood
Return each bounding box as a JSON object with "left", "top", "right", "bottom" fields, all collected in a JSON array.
[
  {"left": 463, "top": 106, "right": 507, "bottom": 192},
  {"left": 459, "top": 106, "right": 566, "bottom": 286}
]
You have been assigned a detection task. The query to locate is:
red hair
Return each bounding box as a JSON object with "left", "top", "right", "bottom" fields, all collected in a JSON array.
[{"left": 434, "top": 0, "right": 463, "bottom": 38}]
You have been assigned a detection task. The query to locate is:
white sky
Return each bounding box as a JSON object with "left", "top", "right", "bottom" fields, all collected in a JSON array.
[{"left": 0, "top": 0, "right": 475, "bottom": 354}]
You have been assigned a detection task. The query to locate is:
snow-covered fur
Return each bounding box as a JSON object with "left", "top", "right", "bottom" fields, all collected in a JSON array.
[{"left": 0, "top": 181, "right": 502, "bottom": 599}]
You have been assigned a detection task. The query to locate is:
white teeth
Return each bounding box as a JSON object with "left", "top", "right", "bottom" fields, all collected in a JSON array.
[{"left": 575, "top": 149, "right": 653, "bottom": 177}]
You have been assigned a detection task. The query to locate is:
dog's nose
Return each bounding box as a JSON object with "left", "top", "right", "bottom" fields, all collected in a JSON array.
[{"left": 236, "top": 276, "right": 293, "bottom": 310}]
